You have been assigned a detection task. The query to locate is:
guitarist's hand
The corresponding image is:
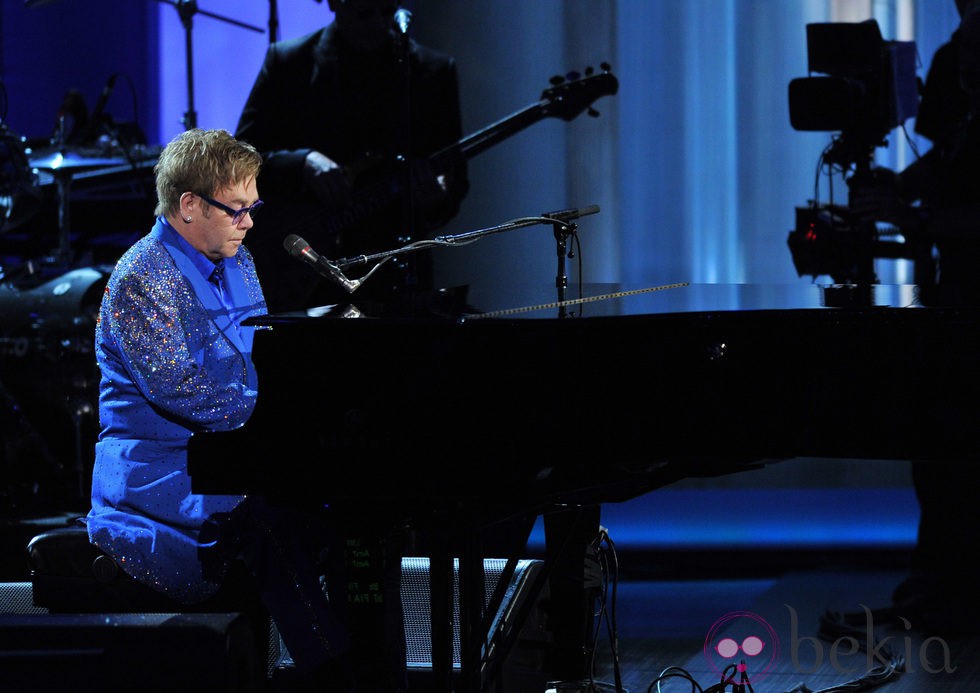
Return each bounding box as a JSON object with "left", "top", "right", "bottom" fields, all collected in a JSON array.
[
  {"left": 411, "top": 158, "right": 451, "bottom": 212},
  {"left": 304, "top": 151, "right": 353, "bottom": 211}
]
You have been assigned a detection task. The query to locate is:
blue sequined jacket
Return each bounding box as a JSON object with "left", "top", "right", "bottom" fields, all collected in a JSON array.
[{"left": 87, "top": 217, "right": 267, "bottom": 603}]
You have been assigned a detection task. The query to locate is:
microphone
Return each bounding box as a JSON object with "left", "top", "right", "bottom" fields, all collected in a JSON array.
[
  {"left": 394, "top": 7, "right": 412, "bottom": 34},
  {"left": 542, "top": 204, "right": 600, "bottom": 222},
  {"left": 86, "top": 73, "right": 118, "bottom": 142},
  {"left": 283, "top": 234, "right": 361, "bottom": 294}
]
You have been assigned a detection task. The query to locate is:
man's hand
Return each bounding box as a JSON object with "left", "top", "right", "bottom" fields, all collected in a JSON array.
[
  {"left": 409, "top": 158, "right": 450, "bottom": 212},
  {"left": 304, "top": 151, "right": 353, "bottom": 210},
  {"left": 849, "top": 168, "right": 920, "bottom": 232}
]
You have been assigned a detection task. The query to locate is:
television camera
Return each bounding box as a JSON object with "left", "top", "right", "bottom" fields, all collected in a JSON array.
[{"left": 786, "top": 19, "right": 920, "bottom": 283}]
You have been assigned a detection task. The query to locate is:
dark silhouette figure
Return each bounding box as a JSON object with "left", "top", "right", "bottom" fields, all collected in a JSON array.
[
  {"left": 235, "top": 0, "right": 469, "bottom": 313},
  {"left": 850, "top": 0, "right": 980, "bottom": 636}
]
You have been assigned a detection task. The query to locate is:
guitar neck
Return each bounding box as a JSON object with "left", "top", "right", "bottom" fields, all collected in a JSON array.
[
  {"left": 432, "top": 101, "right": 548, "bottom": 167},
  {"left": 318, "top": 68, "right": 616, "bottom": 238}
]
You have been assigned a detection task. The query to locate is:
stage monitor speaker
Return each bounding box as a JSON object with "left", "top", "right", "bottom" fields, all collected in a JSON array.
[
  {"left": 0, "top": 611, "right": 261, "bottom": 692},
  {"left": 270, "top": 557, "right": 551, "bottom": 692},
  {"left": 401, "top": 557, "right": 550, "bottom": 692},
  {"left": 0, "top": 580, "right": 44, "bottom": 616}
]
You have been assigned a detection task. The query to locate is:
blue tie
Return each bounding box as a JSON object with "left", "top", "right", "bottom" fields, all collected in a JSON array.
[{"left": 209, "top": 262, "right": 225, "bottom": 288}]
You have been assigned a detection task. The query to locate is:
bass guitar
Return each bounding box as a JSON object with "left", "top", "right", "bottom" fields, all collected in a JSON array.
[{"left": 317, "top": 63, "right": 620, "bottom": 240}]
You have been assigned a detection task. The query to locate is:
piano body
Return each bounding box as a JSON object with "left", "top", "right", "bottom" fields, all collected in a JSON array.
[{"left": 188, "top": 281, "right": 980, "bottom": 691}]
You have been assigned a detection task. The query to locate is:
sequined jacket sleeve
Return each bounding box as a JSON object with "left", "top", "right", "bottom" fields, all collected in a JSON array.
[{"left": 96, "top": 232, "right": 265, "bottom": 440}]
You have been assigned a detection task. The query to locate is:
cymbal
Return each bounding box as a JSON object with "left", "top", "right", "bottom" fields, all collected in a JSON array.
[{"left": 29, "top": 149, "right": 127, "bottom": 172}]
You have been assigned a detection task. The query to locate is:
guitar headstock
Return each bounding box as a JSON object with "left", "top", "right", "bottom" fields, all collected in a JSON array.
[{"left": 541, "top": 63, "right": 619, "bottom": 121}]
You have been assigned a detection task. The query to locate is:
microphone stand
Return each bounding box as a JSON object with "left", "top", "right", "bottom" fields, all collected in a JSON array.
[
  {"left": 151, "top": 0, "right": 264, "bottom": 130},
  {"left": 552, "top": 218, "right": 575, "bottom": 317},
  {"left": 332, "top": 205, "right": 599, "bottom": 310},
  {"left": 268, "top": 0, "right": 279, "bottom": 43}
]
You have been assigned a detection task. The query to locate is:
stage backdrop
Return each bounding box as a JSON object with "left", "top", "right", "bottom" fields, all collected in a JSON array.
[{"left": 0, "top": 0, "right": 963, "bottom": 551}]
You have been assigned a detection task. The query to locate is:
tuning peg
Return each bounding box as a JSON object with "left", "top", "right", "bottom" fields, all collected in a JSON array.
[
  {"left": 585, "top": 66, "right": 594, "bottom": 76},
  {"left": 550, "top": 75, "right": 565, "bottom": 86},
  {"left": 566, "top": 71, "right": 581, "bottom": 81},
  {"left": 600, "top": 61, "right": 612, "bottom": 72},
  {"left": 588, "top": 107, "right": 600, "bottom": 118}
]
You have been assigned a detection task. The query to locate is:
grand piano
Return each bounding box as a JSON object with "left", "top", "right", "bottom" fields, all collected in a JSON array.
[{"left": 188, "top": 279, "right": 980, "bottom": 692}]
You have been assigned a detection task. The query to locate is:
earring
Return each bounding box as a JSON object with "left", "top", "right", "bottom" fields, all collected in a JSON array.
[{"left": 183, "top": 217, "right": 192, "bottom": 223}]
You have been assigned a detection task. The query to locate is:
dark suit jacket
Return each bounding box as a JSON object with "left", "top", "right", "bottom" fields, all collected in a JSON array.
[{"left": 236, "top": 24, "right": 469, "bottom": 311}]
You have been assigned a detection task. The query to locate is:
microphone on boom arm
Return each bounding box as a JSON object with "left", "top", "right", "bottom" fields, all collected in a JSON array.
[
  {"left": 85, "top": 72, "right": 118, "bottom": 143},
  {"left": 283, "top": 234, "right": 362, "bottom": 294}
]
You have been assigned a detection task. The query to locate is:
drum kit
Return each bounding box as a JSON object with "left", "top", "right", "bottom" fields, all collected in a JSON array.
[
  {"left": 4, "top": 0, "right": 269, "bottom": 273},
  {"left": 23, "top": 147, "right": 131, "bottom": 267},
  {"left": 0, "top": 126, "right": 126, "bottom": 509}
]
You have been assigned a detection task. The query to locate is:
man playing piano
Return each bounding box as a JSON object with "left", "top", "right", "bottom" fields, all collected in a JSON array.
[{"left": 84, "top": 128, "right": 368, "bottom": 690}]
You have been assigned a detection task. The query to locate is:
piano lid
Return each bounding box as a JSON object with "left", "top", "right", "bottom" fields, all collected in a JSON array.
[
  {"left": 249, "top": 281, "right": 933, "bottom": 325},
  {"left": 459, "top": 281, "right": 926, "bottom": 320}
]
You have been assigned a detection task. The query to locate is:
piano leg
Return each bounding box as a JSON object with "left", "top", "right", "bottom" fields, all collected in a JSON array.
[
  {"left": 543, "top": 504, "right": 603, "bottom": 684},
  {"left": 424, "top": 520, "right": 503, "bottom": 693},
  {"left": 458, "top": 530, "right": 487, "bottom": 693},
  {"left": 428, "top": 536, "right": 455, "bottom": 692},
  {"left": 421, "top": 512, "right": 541, "bottom": 693}
]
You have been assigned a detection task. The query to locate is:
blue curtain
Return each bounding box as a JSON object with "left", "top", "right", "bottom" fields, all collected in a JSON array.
[
  {"left": 612, "top": 0, "right": 955, "bottom": 289},
  {"left": 417, "top": 0, "right": 961, "bottom": 298},
  {"left": 4, "top": 0, "right": 963, "bottom": 293}
]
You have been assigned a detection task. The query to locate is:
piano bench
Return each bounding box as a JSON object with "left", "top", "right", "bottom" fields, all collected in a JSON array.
[
  {"left": 27, "top": 523, "right": 176, "bottom": 613},
  {"left": 25, "top": 522, "right": 278, "bottom": 679}
]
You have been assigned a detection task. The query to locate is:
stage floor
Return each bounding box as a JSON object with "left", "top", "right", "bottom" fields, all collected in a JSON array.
[{"left": 2, "top": 507, "right": 977, "bottom": 692}]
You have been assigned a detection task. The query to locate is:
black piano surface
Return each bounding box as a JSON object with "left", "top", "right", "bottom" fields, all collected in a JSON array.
[
  {"left": 187, "top": 280, "right": 980, "bottom": 691},
  {"left": 189, "top": 280, "right": 980, "bottom": 515}
]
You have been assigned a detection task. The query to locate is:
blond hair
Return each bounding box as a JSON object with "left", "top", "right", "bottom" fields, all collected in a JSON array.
[{"left": 153, "top": 128, "right": 261, "bottom": 217}]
